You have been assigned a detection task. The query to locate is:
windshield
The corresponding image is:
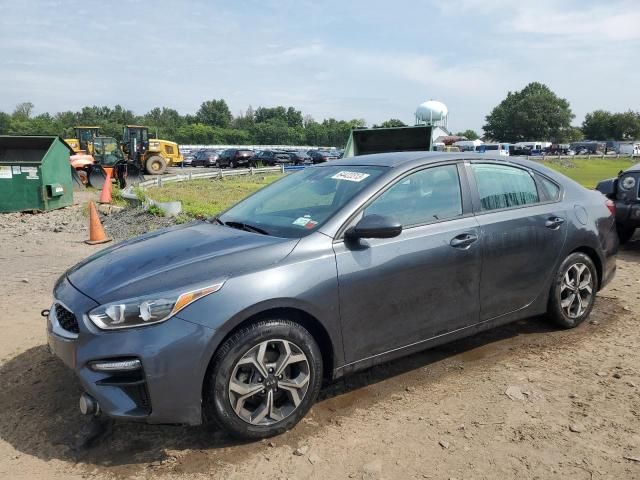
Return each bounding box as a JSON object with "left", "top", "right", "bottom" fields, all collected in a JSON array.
[{"left": 219, "top": 165, "right": 386, "bottom": 238}]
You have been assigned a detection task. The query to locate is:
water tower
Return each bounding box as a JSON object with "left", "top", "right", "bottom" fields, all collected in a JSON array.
[{"left": 415, "top": 100, "right": 449, "bottom": 129}]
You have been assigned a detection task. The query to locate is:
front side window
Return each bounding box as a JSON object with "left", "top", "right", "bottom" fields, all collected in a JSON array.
[
  {"left": 471, "top": 163, "right": 539, "bottom": 211},
  {"left": 364, "top": 164, "right": 463, "bottom": 226}
]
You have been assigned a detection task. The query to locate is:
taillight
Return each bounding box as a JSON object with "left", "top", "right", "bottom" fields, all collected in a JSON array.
[{"left": 605, "top": 199, "right": 616, "bottom": 216}]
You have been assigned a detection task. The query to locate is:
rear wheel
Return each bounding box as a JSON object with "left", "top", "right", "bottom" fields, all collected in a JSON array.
[
  {"left": 145, "top": 155, "right": 167, "bottom": 175},
  {"left": 547, "top": 252, "right": 597, "bottom": 329},
  {"left": 204, "top": 319, "right": 323, "bottom": 439}
]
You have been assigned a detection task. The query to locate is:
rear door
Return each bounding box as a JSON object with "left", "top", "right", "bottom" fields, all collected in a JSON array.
[
  {"left": 334, "top": 163, "right": 482, "bottom": 364},
  {"left": 465, "top": 161, "right": 567, "bottom": 321}
]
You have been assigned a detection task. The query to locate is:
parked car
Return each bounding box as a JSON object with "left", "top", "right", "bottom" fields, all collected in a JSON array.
[
  {"left": 47, "top": 152, "right": 617, "bottom": 440},
  {"left": 218, "top": 149, "right": 255, "bottom": 168},
  {"left": 253, "top": 150, "right": 292, "bottom": 166},
  {"left": 287, "top": 150, "right": 312, "bottom": 165},
  {"left": 596, "top": 161, "right": 640, "bottom": 243},
  {"left": 308, "top": 149, "right": 339, "bottom": 163},
  {"left": 191, "top": 149, "right": 222, "bottom": 168},
  {"left": 181, "top": 152, "right": 195, "bottom": 167}
]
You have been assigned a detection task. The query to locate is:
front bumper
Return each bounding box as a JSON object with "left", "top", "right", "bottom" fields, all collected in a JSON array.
[{"left": 47, "top": 277, "right": 216, "bottom": 425}]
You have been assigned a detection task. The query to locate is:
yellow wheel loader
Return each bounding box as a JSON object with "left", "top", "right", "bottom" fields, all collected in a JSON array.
[{"left": 121, "top": 125, "right": 183, "bottom": 175}]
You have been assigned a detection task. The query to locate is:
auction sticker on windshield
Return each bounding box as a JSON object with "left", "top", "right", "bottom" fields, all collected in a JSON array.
[{"left": 331, "top": 171, "right": 370, "bottom": 182}]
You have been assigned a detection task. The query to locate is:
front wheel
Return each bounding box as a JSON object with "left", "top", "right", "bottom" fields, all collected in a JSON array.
[
  {"left": 145, "top": 155, "right": 167, "bottom": 175},
  {"left": 547, "top": 252, "right": 598, "bottom": 329},
  {"left": 229, "top": 160, "right": 236, "bottom": 169},
  {"left": 204, "top": 319, "right": 323, "bottom": 440}
]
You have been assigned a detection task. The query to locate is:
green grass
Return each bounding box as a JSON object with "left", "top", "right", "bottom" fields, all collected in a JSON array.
[
  {"left": 110, "top": 185, "right": 129, "bottom": 207},
  {"left": 540, "top": 157, "right": 636, "bottom": 188},
  {"left": 146, "top": 174, "right": 283, "bottom": 218}
]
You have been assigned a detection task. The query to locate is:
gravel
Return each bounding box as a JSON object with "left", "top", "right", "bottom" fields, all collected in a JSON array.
[
  {"left": 102, "top": 207, "right": 178, "bottom": 242},
  {"left": 0, "top": 205, "right": 87, "bottom": 237}
]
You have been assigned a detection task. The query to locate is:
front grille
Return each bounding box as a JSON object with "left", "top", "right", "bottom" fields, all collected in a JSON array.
[{"left": 55, "top": 304, "right": 79, "bottom": 334}]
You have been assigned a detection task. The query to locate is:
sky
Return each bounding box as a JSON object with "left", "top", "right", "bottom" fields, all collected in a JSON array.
[{"left": 0, "top": 0, "right": 638, "bottom": 133}]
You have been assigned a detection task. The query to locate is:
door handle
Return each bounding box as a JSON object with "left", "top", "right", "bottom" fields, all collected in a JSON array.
[
  {"left": 450, "top": 233, "right": 478, "bottom": 249},
  {"left": 545, "top": 216, "right": 565, "bottom": 229}
]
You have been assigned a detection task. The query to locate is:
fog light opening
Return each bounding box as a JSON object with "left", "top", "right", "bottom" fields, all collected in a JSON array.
[{"left": 79, "top": 392, "right": 100, "bottom": 416}]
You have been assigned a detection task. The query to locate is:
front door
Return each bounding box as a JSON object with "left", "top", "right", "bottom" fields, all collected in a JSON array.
[{"left": 334, "top": 163, "right": 482, "bottom": 364}]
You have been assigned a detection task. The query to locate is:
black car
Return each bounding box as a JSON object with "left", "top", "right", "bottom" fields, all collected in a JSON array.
[
  {"left": 287, "top": 150, "right": 313, "bottom": 165},
  {"left": 308, "top": 149, "right": 339, "bottom": 163},
  {"left": 596, "top": 162, "right": 640, "bottom": 243},
  {"left": 219, "top": 149, "right": 255, "bottom": 168},
  {"left": 253, "top": 150, "right": 292, "bottom": 166},
  {"left": 191, "top": 149, "right": 222, "bottom": 168}
]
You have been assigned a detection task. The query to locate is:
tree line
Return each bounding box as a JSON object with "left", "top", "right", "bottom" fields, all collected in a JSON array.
[
  {"left": 1, "top": 83, "right": 638, "bottom": 146},
  {"left": 482, "top": 82, "right": 640, "bottom": 143},
  {"left": 0, "top": 101, "right": 366, "bottom": 147}
]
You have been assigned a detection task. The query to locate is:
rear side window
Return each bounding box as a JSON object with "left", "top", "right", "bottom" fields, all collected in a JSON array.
[
  {"left": 471, "top": 163, "right": 539, "bottom": 211},
  {"left": 536, "top": 174, "right": 561, "bottom": 201}
]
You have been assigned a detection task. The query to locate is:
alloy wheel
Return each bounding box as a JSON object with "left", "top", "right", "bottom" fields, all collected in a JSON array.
[
  {"left": 560, "top": 262, "right": 593, "bottom": 318},
  {"left": 228, "top": 339, "right": 310, "bottom": 426}
]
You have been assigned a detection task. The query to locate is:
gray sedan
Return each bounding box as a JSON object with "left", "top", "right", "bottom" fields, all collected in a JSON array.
[{"left": 47, "top": 152, "right": 617, "bottom": 439}]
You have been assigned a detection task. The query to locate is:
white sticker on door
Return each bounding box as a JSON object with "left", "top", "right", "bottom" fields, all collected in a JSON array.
[{"left": 0, "top": 166, "right": 12, "bottom": 179}]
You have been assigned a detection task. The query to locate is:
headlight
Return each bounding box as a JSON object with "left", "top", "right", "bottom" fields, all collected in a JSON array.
[
  {"left": 88, "top": 283, "right": 223, "bottom": 330},
  {"left": 621, "top": 176, "right": 636, "bottom": 190}
]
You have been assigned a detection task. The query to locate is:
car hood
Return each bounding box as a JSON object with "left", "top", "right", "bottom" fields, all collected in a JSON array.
[
  {"left": 623, "top": 162, "right": 640, "bottom": 174},
  {"left": 66, "top": 221, "right": 298, "bottom": 304}
]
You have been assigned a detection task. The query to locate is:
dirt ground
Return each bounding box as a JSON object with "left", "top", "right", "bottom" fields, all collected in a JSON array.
[{"left": 1, "top": 197, "right": 639, "bottom": 480}]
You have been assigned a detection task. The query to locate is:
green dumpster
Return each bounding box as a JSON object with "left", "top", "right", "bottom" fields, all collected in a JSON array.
[
  {"left": 343, "top": 125, "right": 434, "bottom": 158},
  {"left": 0, "top": 136, "right": 74, "bottom": 213}
]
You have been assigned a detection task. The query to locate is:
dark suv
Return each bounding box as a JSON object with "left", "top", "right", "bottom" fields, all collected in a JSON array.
[
  {"left": 191, "top": 149, "right": 221, "bottom": 168},
  {"left": 253, "top": 150, "right": 292, "bottom": 166},
  {"left": 287, "top": 150, "right": 312, "bottom": 165},
  {"left": 596, "top": 162, "right": 640, "bottom": 243},
  {"left": 308, "top": 150, "right": 339, "bottom": 164},
  {"left": 219, "top": 149, "right": 255, "bottom": 168}
]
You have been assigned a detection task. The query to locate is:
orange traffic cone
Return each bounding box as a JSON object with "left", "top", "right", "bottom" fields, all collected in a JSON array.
[
  {"left": 85, "top": 201, "right": 112, "bottom": 245},
  {"left": 99, "top": 169, "right": 113, "bottom": 204}
]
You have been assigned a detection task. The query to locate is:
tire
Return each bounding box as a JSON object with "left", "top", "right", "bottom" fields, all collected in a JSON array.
[
  {"left": 229, "top": 160, "right": 236, "bottom": 169},
  {"left": 145, "top": 155, "right": 167, "bottom": 175},
  {"left": 617, "top": 225, "right": 635, "bottom": 245},
  {"left": 547, "top": 252, "right": 598, "bottom": 329},
  {"left": 204, "top": 319, "right": 323, "bottom": 440}
]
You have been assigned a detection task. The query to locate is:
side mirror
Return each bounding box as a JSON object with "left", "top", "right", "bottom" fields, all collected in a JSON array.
[{"left": 345, "top": 214, "right": 402, "bottom": 240}]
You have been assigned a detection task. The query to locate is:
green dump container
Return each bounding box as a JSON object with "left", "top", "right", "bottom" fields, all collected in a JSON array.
[
  {"left": 0, "top": 136, "right": 74, "bottom": 213},
  {"left": 343, "top": 125, "right": 434, "bottom": 157}
]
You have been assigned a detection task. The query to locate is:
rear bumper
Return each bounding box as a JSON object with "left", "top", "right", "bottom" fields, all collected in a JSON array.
[{"left": 47, "top": 277, "right": 216, "bottom": 425}]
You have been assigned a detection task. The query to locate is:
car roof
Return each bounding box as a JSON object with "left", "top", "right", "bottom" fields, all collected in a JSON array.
[
  {"left": 324, "top": 151, "right": 503, "bottom": 167},
  {"left": 324, "top": 151, "right": 567, "bottom": 177}
]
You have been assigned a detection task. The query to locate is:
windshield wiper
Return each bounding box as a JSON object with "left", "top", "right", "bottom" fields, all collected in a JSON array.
[{"left": 223, "top": 221, "right": 270, "bottom": 236}]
